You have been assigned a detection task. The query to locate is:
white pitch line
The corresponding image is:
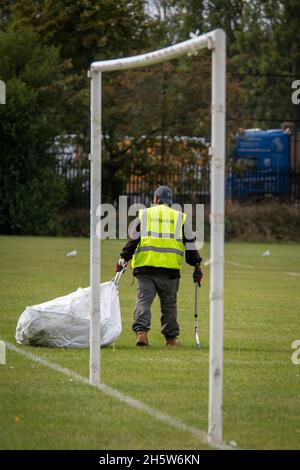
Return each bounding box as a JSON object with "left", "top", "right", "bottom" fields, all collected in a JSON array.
[
  {"left": 225, "top": 261, "right": 254, "bottom": 269},
  {"left": 226, "top": 261, "right": 300, "bottom": 279},
  {"left": 224, "top": 359, "right": 288, "bottom": 366},
  {"left": 137, "top": 356, "right": 288, "bottom": 366},
  {"left": 4, "top": 341, "right": 235, "bottom": 450}
]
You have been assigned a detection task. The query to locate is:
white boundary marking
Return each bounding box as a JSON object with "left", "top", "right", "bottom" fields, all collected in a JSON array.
[
  {"left": 226, "top": 261, "right": 300, "bottom": 278},
  {"left": 4, "top": 341, "right": 236, "bottom": 450},
  {"left": 285, "top": 271, "right": 300, "bottom": 277},
  {"left": 137, "top": 357, "right": 288, "bottom": 366},
  {"left": 226, "top": 261, "right": 254, "bottom": 269}
]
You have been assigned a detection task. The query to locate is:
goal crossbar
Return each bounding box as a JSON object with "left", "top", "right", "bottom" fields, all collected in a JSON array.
[
  {"left": 89, "top": 29, "right": 226, "bottom": 447},
  {"left": 91, "top": 33, "right": 211, "bottom": 72}
]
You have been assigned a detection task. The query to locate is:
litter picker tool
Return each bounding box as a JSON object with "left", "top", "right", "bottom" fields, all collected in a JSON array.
[
  {"left": 112, "top": 262, "right": 128, "bottom": 288},
  {"left": 194, "top": 282, "right": 200, "bottom": 350}
]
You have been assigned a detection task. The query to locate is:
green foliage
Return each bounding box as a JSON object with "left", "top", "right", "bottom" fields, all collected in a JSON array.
[
  {"left": 11, "top": 0, "right": 158, "bottom": 70},
  {"left": 154, "top": 0, "right": 300, "bottom": 132},
  {"left": 0, "top": 169, "right": 67, "bottom": 235},
  {"left": 60, "top": 208, "right": 90, "bottom": 237},
  {"left": 1, "top": 1, "right": 300, "bottom": 235},
  {"left": 0, "top": 23, "right": 67, "bottom": 234},
  {"left": 225, "top": 201, "right": 300, "bottom": 241},
  {"left": 0, "top": 1, "right": 164, "bottom": 232}
]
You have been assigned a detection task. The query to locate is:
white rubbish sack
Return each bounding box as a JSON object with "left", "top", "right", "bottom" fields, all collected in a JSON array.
[{"left": 15, "top": 281, "right": 122, "bottom": 348}]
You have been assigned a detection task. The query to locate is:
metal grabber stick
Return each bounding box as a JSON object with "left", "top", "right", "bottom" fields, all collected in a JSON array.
[
  {"left": 194, "top": 282, "right": 200, "bottom": 350},
  {"left": 112, "top": 264, "right": 127, "bottom": 288}
]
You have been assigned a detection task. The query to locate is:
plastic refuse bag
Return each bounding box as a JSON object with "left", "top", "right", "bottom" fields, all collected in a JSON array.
[{"left": 15, "top": 280, "right": 122, "bottom": 348}]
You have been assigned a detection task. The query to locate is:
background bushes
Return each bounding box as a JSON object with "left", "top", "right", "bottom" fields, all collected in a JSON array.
[{"left": 224, "top": 201, "right": 300, "bottom": 242}]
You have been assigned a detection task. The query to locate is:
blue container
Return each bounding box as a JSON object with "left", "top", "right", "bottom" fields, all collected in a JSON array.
[
  {"left": 236, "top": 129, "right": 289, "bottom": 171},
  {"left": 226, "top": 129, "right": 290, "bottom": 199}
]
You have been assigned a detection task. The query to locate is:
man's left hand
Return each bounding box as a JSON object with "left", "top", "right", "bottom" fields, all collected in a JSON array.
[{"left": 193, "top": 265, "right": 203, "bottom": 286}]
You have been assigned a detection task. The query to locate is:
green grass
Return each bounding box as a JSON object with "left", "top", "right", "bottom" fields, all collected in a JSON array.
[{"left": 0, "top": 236, "right": 300, "bottom": 449}]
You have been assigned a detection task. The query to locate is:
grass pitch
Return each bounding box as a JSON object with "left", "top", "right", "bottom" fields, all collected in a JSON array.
[{"left": 0, "top": 236, "right": 299, "bottom": 449}]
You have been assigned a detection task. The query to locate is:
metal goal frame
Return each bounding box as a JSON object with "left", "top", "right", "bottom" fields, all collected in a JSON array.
[{"left": 89, "top": 29, "right": 226, "bottom": 446}]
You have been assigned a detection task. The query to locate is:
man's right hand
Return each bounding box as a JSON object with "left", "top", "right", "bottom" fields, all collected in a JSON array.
[
  {"left": 193, "top": 265, "right": 203, "bottom": 287},
  {"left": 115, "top": 258, "right": 128, "bottom": 272}
]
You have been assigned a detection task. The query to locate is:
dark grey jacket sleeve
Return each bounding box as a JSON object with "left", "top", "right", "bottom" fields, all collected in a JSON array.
[
  {"left": 120, "top": 217, "right": 140, "bottom": 262},
  {"left": 183, "top": 219, "right": 202, "bottom": 267}
]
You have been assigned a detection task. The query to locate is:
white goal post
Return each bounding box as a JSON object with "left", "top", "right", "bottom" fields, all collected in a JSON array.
[{"left": 89, "top": 29, "right": 226, "bottom": 446}]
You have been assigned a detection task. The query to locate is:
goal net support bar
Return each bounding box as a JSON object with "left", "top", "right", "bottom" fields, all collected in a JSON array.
[{"left": 89, "top": 29, "right": 226, "bottom": 446}]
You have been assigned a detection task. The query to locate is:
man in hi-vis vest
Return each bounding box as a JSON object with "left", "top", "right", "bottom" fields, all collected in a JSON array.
[{"left": 116, "top": 186, "right": 203, "bottom": 347}]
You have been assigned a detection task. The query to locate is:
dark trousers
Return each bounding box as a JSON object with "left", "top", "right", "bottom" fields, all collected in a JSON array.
[{"left": 132, "top": 274, "right": 180, "bottom": 338}]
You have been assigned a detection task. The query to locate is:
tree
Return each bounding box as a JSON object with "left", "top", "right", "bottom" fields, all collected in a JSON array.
[
  {"left": 148, "top": 1, "right": 300, "bottom": 137},
  {"left": 0, "top": 22, "right": 67, "bottom": 233},
  {"left": 229, "top": 0, "right": 300, "bottom": 128},
  {"left": 6, "top": 0, "right": 164, "bottom": 203},
  {"left": 0, "top": 1, "right": 165, "bottom": 219}
]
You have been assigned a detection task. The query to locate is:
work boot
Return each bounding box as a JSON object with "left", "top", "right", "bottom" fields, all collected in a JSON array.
[
  {"left": 165, "top": 337, "right": 181, "bottom": 347},
  {"left": 136, "top": 331, "right": 149, "bottom": 347}
]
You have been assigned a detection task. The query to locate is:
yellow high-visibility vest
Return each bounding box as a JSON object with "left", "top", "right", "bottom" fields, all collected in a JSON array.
[{"left": 131, "top": 205, "right": 187, "bottom": 270}]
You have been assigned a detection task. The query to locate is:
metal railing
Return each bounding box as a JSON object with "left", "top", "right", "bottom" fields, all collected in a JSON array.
[{"left": 55, "top": 158, "right": 300, "bottom": 207}]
